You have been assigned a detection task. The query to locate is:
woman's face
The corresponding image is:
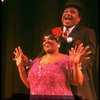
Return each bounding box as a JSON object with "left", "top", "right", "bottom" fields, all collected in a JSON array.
[{"left": 42, "top": 35, "right": 60, "bottom": 54}]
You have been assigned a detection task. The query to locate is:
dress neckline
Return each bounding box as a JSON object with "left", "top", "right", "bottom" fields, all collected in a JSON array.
[{"left": 38, "top": 54, "right": 68, "bottom": 69}]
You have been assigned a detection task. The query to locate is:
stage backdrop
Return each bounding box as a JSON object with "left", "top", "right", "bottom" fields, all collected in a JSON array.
[{"left": 1, "top": 0, "right": 99, "bottom": 99}]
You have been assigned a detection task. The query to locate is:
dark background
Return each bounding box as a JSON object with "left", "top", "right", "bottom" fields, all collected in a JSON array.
[{"left": 1, "top": 0, "right": 99, "bottom": 99}]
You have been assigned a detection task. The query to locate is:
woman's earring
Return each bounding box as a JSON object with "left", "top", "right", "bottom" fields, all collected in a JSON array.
[{"left": 58, "top": 44, "right": 60, "bottom": 48}]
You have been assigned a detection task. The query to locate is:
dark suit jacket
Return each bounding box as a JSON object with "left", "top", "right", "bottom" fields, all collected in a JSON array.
[{"left": 60, "top": 25, "right": 97, "bottom": 100}]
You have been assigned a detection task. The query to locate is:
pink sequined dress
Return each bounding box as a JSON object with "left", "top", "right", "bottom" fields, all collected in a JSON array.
[{"left": 27, "top": 55, "right": 73, "bottom": 96}]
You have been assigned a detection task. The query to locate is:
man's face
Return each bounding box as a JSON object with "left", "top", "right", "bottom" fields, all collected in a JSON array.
[
  {"left": 42, "top": 35, "right": 59, "bottom": 54},
  {"left": 62, "top": 7, "right": 81, "bottom": 28}
]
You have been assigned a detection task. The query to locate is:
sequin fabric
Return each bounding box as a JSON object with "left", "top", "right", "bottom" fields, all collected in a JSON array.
[{"left": 27, "top": 55, "right": 73, "bottom": 96}]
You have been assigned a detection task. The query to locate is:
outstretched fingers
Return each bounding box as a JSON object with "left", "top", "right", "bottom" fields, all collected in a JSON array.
[
  {"left": 80, "top": 46, "right": 90, "bottom": 57},
  {"left": 13, "top": 47, "right": 23, "bottom": 61},
  {"left": 76, "top": 43, "right": 84, "bottom": 53},
  {"left": 18, "top": 46, "right": 24, "bottom": 55}
]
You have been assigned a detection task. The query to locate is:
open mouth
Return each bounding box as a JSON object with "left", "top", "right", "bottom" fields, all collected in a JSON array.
[{"left": 64, "top": 15, "right": 72, "bottom": 20}]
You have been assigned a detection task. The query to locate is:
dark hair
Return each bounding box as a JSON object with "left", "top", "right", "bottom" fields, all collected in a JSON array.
[
  {"left": 42, "top": 28, "right": 61, "bottom": 42},
  {"left": 38, "top": 29, "right": 61, "bottom": 57}
]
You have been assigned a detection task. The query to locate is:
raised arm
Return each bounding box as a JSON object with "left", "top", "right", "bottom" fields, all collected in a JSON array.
[
  {"left": 13, "top": 46, "right": 30, "bottom": 89},
  {"left": 69, "top": 43, "right": 91, "bottom": 86},
  {"left": 17, "top": 46, "right": 32, "bottom": 67}
]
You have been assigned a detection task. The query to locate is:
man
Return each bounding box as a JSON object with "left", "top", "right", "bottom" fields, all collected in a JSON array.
[
  {"left": 20, "top": 1, "right": 97, "bottom": 100},
  {"left": 58, "top": 1, "right": 97, "bottom": 100}
]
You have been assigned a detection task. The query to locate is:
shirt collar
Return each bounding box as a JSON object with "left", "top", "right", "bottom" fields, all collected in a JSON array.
[{"left": 68, "top": 26, "right": 76, "bottom": 33}]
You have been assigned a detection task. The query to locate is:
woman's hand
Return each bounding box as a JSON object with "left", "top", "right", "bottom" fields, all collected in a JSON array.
[
  {"left": 13, "top": 46, "right": 30, "bottom": 88},
  {"left": 13, "top": 46, "right": 31, "bottom": 67},
  {"left": 13, "top": 46, "right": 23, "bottom": 67},
  {"left": 69, "top": 43, "right": 91, "bottom": 65},
  {"left": 69, "top": 43, "right": 91, "bottom": 86},
  {"left": 17, "top": 47, "right": 31, "bottom": 66}
]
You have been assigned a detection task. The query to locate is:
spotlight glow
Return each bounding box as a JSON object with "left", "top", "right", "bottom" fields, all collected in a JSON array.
[{"left": 1, "top": 0, "right": 4, "bottom": 2}]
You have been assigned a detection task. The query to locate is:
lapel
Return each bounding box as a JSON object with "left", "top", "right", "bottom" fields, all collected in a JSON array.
[
  {"left": 60, "top": 25, "right": 81, "bottom": 38},
  {"left": 60, "top": 25, "right": 82, "bottom": 44},
  {"left": 68, "top": 24, "right": 81, "bottom": 40}
]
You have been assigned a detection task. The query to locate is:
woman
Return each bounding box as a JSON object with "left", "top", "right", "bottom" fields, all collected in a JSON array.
[{"left": 13, "top": 33, "right": 90, "bottom": 99}]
